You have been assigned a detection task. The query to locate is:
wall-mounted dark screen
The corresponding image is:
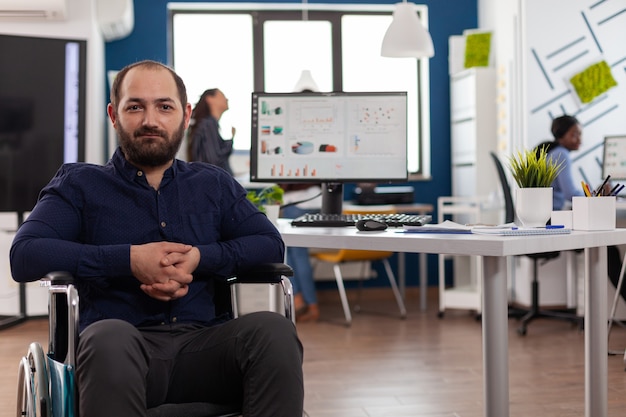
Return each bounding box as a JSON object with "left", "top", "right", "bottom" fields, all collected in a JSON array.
[{"left": 0, "top": 34, "right": 86, "bottom": 213}]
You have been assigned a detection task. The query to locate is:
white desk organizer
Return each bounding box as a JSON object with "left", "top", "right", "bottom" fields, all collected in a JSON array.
[{"left": 572, "top": 196, "right": 616, "bottom": 231}]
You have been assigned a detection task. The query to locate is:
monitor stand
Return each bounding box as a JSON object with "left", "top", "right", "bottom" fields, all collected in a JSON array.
[{"left": 321, "top": 182, "right": 343, "bottom": 215}]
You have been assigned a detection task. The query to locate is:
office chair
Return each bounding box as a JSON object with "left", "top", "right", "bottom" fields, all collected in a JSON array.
[
  {"left": 310, "top": 208, "right": 407, "bottom": 326},
  {"left": 16, "top": 263, "right": 295, "bottom": 417},
  {"left": 490, "top": 152, "right": 581, "bottom": 335}
]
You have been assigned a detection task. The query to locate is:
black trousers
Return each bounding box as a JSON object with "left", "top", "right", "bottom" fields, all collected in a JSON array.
[{"left": 76, "top": 312, "right": 304, "bottom": 417}]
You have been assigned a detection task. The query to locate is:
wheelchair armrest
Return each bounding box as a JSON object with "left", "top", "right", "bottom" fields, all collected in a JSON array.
[
  {"left": 44, "top": 271, "right": 74, "bottom": 286},
  {"left": 228, "top": 263, "right": 293, "bottom": 284},
  {"left": 41, "top": 271, "right": 79, "bottom": 366}
]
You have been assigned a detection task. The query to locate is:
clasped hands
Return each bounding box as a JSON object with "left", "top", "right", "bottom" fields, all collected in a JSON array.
[{"left": 130, "top": 242, "right": 200, "bottom": 302}]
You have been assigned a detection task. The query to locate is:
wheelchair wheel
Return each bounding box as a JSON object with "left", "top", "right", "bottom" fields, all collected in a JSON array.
[{"left": 16, "top": 342, "right": 51, "bottom": 417}]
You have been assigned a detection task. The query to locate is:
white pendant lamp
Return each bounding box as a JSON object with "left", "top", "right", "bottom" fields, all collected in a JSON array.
[
  {"left": 381, "top": 2, "right": 434, "bottom": 58},
  {"left": 293, "top": 69, "right": 320, "bottom": 92}
]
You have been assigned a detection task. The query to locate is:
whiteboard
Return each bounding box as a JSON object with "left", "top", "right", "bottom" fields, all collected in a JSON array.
[{"left": 520, "top": 0, "right": 626, "bottom": 186}]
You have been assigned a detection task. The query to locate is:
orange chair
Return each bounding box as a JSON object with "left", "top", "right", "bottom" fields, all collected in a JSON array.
[{"left": 310, "top": 208, "right": 407, "bottom": 325}]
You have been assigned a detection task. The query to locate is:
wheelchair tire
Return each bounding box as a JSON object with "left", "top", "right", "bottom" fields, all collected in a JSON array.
[{"left": 16, "top": 342, "right": 51, "bottom": 417}]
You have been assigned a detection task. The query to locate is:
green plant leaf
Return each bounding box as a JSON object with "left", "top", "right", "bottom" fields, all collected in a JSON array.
[
  {"left": 507, "top": 147, "right": 563, "bottom": 188},
  {"left": 246, "top": 185, "right": 284, "bottom": 212}
]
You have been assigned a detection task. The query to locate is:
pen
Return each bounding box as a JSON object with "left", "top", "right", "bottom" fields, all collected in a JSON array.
[
  {"left": 614, "top": 184, "right": 625, "bottom": 196},
  {"left": 609, "top": 183, "right": 620, "bottom": 196},
  {"left": 511, "top": 225, "right": 564, "bottom": 230},
  {"left": 594, "top": 174, "right": 611, "bottom": 196},
  {"left": 581, "top": 181, "right": 591, "bottom": 197}
]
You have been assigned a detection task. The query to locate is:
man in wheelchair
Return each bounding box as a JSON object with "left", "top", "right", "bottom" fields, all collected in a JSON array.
[{"left": 10, "top": 60, "right": 304, "bottom": 417}]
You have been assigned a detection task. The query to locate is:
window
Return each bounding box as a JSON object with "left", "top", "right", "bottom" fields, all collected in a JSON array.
[
  {"left": 169, "top": 3, "right": 430, "bottom": 177},
  {"left": 263, "top": 20, "right": 333, "bottom": 92}
]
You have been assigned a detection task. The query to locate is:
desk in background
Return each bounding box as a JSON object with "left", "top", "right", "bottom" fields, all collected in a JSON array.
[
  {"left": 343, "top": 202, "right": 434, "bottom": 310},
  {"left": 278, "top": 219, "right": 626, "bottom": 417}
]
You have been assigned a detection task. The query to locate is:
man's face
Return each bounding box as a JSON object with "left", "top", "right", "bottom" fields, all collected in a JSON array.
[{"left": 108, "top": 66, "right": 191, "bottom": 167}]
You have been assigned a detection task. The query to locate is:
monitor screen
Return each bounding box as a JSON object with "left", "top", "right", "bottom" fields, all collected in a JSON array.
[
  {"left": 250, "top": 92, "right": 408, "bottom": 213},
  {"left": 0, "top": 34, "right": 87, "bottom": 213},
  {"left": 602, "top": 135, "right": 626, "bottom": 181}
]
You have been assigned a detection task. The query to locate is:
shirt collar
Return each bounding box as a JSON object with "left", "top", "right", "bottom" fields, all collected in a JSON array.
[{"left": 110, "top": 147, "right": 179, "bottom": 186}]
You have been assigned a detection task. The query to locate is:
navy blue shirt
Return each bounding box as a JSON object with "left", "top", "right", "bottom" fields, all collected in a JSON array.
[{"left": 10, "top": 148, "right": 284, "bottom": 330}]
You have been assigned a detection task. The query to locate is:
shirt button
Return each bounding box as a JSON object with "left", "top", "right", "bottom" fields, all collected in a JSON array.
[
  {"left": 137, "top": 171, "right": 143, "bottom": 177},
  {"left": 172, "top": 317, "right": 177, "bottom": 323},
  {"left": 160, "top": 221, "right": 166, "bottom": 228}
]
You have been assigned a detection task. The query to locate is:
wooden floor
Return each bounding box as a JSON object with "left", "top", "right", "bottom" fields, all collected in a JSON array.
[{"left": 3, "top": 287, "right": 626, "bottom": 417}]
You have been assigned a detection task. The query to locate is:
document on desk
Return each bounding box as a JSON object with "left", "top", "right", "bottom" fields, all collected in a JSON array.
[
  {"left": 402, "top": 221, "right": 571, "bottom": 235},
  {"left": 401, "top": 220, "right": 473, "bottom": 233}
]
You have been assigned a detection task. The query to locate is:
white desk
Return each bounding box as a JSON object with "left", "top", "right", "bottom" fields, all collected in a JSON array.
[
  {"left": 278, "top": 219, "right": 626, "bottom": 417},
  {"left": 343, "top": 202, "right": 434, "bottom": 310}
]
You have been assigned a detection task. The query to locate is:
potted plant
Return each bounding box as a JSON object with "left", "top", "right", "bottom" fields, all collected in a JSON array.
[
  {"left": 246, "top": 185, "right": 284, "bottom": 225},
  {"left": 507, "top": 147, "right": 563, "bottom": 227},
  {"left": 508, "top": 147, "right": 563, "bottom": 188}
]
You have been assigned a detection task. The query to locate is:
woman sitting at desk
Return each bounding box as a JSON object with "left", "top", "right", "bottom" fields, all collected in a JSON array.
[
  {"left": 535, "top": 115, "right": 585, "bottom": 210},
  {"left": 536, "top": 115, "right": 624, "bottom": 301}
]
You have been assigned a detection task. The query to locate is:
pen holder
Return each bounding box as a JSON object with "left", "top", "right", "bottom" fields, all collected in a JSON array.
[{"left": 572, "top": 196, "right": 616, "bottom": 231}]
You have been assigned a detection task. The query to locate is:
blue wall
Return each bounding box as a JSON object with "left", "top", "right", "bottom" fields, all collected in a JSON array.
[{"left": 105, "top": 0, "right": 478, "bottom": 287}]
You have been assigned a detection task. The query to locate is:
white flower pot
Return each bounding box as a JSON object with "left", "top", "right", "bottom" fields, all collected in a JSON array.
[{"left": 515, "top": 187, "right": 553, "bottom": 227}]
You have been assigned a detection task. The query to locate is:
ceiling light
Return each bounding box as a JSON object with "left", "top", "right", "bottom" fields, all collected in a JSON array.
[
  {"left": 381, "top": 2, "right": 434, "bottom": 58},
  {"left": 293, "top": 69, "right": 320, "bottom": 92}
]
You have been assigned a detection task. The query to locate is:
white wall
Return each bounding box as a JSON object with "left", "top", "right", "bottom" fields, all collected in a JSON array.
[{"left": 0, "top": 0, "right": 106, "bottom": 164}]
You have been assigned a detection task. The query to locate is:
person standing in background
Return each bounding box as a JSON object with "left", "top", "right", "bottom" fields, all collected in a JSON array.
[{"left": 187, "top": 88, "right": 236, "bottom": 175}]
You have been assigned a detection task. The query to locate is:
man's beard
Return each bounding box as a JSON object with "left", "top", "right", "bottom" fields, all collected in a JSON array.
[{"left": 117, "top": 120, "right": 185, "bottom": 167}]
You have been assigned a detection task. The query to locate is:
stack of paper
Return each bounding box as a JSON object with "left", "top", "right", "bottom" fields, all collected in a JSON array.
[{"left": 402, "top": 220, "right": 472, "bottom": 233}]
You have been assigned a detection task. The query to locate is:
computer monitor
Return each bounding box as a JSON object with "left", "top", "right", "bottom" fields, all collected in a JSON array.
[
  {"left": 250, "top": 91, "right": 408, "bottom": 214},
  {"left": 602, "top": 135, "right": 626, "bottom": 181}
]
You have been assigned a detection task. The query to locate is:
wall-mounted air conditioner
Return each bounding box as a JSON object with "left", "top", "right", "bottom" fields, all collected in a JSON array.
[
  {"left": 0, "top": 0, "right": 67, "bottom": 21},
  {"left": 96, "top": 0, "right": 134, "bottom": 42}
]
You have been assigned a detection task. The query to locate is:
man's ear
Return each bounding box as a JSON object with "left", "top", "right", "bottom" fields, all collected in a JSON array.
[
  {"left": 184, "top": 102, "right": 192, "bottom": 128},
  {"left": 107, "top": 103, "right": 117, "bottom": 127}
]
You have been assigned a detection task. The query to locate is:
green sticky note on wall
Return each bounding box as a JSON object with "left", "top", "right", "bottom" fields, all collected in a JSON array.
[
  {"left": 570, "top": 60, "right": 618, "bottom": 104},
  {"left": 464, "top": 32, "right": 492, "bottom": 68}
]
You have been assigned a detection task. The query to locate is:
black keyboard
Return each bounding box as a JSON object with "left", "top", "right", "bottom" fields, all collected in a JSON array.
[{"left": 291, "top": 213, "right": 432, "bottom": 228}]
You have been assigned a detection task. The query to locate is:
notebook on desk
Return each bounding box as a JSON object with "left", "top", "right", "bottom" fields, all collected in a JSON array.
[
  {"left": 401, "top": 221, "right": 571, "bottom": 235},
  {"left": 470, "top": 227, "right": 571, "bottom": 236}
]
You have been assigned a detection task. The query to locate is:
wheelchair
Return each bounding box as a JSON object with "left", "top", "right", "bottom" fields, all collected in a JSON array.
[{"left": 16, "top": 263, "right": 295, "bottom": 417}]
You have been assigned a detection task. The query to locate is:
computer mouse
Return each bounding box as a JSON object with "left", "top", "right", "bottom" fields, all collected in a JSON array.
[{"left": 356, "top": 219, "right": 388, "bottom": 231}]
